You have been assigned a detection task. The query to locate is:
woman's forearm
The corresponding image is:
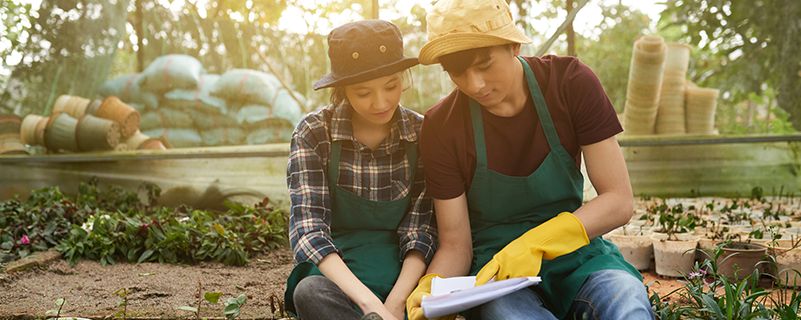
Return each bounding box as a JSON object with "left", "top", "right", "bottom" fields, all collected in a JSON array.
[
  {"left": 384, "top": 250, "right": 427, "bottom": 310},
  {"left": 317, "top": 254, "right": 385, "bottom": 311}
]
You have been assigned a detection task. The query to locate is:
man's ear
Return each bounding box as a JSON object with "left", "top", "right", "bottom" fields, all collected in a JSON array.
[{"left": 511, "top": 43, "right": 522, "bottom": 56}]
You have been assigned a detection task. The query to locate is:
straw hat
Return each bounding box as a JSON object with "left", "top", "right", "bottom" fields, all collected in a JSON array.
[
  {"left": 418, "top": 0, "right": 532, "bottom": 65},
  {"left": 312, "top": 20, "right": 418, "bottom": 90}
]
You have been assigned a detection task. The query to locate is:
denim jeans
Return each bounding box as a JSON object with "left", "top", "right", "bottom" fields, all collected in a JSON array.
[
  {"left": 293, "top": 275, "right": 364, "bottom": 320},
  {"left": 474, "top": 269, "right": 654, "bottom": 320}
]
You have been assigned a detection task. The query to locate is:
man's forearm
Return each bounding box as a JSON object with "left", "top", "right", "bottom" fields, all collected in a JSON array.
[{"left": 426, "top": 243, "right": 472, "bottom": 277}]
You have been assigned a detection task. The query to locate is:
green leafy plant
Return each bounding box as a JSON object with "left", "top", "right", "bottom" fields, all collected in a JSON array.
[
  {"left": 44, "top": 297, "right": 66, "bottom": 319},
  {"left": 223, "top": 294, "right": 247, "bottom": 320},
  {"left": 113, "top": 287, "right": 130, "bottom": 319},
  {"left": 177, "top": 280, "right": 223, "bottom": 320},
  {"left": 654, "top": 203, "right": 699, "bottom": 240}
]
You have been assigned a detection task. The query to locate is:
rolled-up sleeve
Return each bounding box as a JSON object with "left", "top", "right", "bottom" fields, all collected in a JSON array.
[
  {"left": 287, "top": 117, "right": 342, "bottom": 265},
  {"left": 397, "top": 150, "right": 438, "bottom": 264}
]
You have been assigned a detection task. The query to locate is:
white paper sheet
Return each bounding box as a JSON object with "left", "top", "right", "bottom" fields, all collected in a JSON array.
[{"left": 421, "top": 276, "right": 541, "bottom": 318}]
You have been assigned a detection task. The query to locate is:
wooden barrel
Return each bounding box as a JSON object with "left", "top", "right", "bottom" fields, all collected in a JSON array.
[
  {"left": 76, "top": 114, "right": 121, "bottom": 151},
  {"left": 0, "top": 133, "right": 27, "bottom": 155},
  {"left": 53, "top": 95, "right": 91, "bottom": 118},
  {"left": 20, "top": 114, "right": 44, "bottom": 145},
  {"left": 85, "top": 99, "right": 102, "bottom": 116},
  {"left": 124, "top": 130, "right": 151, "bottom": 150},
  {"left": 97, "top": 96, "right": 140, "bottom": 138},
  {"left": 0, "top": 114, "right": 21, "bottom": 135},
  {"left": 45, "top": 112, "right": 80, "bottom": 152}
]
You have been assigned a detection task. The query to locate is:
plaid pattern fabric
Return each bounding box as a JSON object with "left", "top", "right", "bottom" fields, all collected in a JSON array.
[{"left": 287, "top": 104, "right": 437, "bottom": 265}]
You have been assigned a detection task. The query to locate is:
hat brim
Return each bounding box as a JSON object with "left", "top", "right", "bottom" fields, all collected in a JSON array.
[
  {"left": 313, "top": 57, "right": 419, "bottom": 90},
  {"left": 419, "top": 26, "right": 532, "bottom": 65}
]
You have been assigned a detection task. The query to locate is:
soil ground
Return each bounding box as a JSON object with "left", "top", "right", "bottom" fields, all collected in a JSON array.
[{"left": 0, "top": 248, "right": 793, "bottom": 319}]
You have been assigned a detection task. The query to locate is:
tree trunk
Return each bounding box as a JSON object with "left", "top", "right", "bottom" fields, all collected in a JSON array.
[
  {"left": 776, "top": 0, "right": 801, "bottom": 130},
  {"left": 566, "top": 0, "right": 575, "bottom": 57},
  {"left": 372, "top": 0, "right": 379, "bottom": 19},
  {"left": 135, "top": 0, "right": 144, "bottom": 72}
]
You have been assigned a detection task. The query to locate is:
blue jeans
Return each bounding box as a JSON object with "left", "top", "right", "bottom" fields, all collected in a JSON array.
[{"left": 474, "top": 269, "right": 654, "bottom": 320}]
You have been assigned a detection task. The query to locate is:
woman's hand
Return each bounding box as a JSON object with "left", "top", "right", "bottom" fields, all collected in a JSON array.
[{"left": 363, "top": 300, "right": 399, "bottom": 320}]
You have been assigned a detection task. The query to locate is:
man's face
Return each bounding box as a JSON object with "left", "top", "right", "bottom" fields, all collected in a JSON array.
[{"left": 447, "top": 45, "right": 521, "bottom": 109}]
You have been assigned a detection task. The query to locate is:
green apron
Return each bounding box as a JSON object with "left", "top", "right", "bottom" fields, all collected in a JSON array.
[
  {"left": 284, "top": 139, "right": 417, "bottom": 318},
  {"left": 466, "top": 56, "right": 640, "bottom": 319}
]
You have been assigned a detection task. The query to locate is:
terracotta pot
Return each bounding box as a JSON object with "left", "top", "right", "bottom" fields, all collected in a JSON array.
[
  {"left": 0, "top": 114, "right": 21, "bottom": 135},
  {"left": 772, "top": 247, "right": 801, "bottom": 287},
  {"left": 85, "top": 99, "right": 103, "bottom": 116},
  {"left": 33, "top": 116, "right": 49, "bottom": 146},
  {"left": 96, "top": 96, "right": 141, "bottom": 138},
  {"left": 716, "top": 241, "right": 767, "bottom": 282},
  {"left": 53, "top": 95, "right": 91, "bottom": 118},
  {"left": 138, "top": 138, "right": 167, "bottom": 150},
  {"left": 608, "top": 228, "right": 653, "bottom": 271},
  {"left": 45, "top": 112, "right": 80, "bottom": 152},
  {"left": 20, "top": 114, "right": 44, "bottom": 145},
  {"left": 0, "top": 133, "right": 27, "bottom": 155},
  {"left": 123, "top": 130, "right": 150, "bottom": 150},
  {"left": 651, "top": 233, "right": 699, "bottom": 278},
  {"left": 76, "top": 114, "right": 120, "bottom": 151}
]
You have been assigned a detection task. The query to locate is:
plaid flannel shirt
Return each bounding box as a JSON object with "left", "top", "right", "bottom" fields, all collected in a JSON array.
[{"left": 287, "top": 103, "right": 437, "bottom": 265}]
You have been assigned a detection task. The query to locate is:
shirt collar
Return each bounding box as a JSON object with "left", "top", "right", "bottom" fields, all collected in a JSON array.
[{"left": 330, "top": 104, "right": 418, "bottom": 144}]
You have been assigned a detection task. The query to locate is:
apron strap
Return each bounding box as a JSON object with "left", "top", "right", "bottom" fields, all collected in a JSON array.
[
  {"left": 517, "top": 56, "right": 563, "bottom": 152},
  {"left": 327, "top": 139, "right": 418, "bottom": 193},
  {"left": 468, "top": 99, "right": 488, "bottom": 170}
]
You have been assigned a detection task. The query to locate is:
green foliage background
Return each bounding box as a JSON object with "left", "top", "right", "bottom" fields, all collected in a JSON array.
[{"left": 0, "top": 0, "right": 798, "bottom": 134}]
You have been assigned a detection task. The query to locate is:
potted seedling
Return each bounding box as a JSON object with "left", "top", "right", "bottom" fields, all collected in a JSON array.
[
  {"left": 651, "top": 203, "right": 700, "bottom": 277},
  {"left": 771, "top": 229, "right": 801, "bottom": 287},
  {"left": 715, "top": 240, "right": 768, "bottom": 282},
  {"left": 608, "top": 224, "right": 653, "bottom": 271}
]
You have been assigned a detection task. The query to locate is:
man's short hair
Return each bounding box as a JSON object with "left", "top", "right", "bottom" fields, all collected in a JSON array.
[{"left": 439, "top": 44, "right": 513, "bottom": 77}]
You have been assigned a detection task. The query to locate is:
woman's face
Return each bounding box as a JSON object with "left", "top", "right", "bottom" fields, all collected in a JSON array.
[{"left": 344, "top": 73, "right": 403, "bottom": 127}]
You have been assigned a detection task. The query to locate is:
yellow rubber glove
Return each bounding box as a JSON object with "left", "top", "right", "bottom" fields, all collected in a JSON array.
[
  {"left": 406, "top": 273, "right": 457, "bottom": 320},
  {"left": 475, "top": 212, "right": 590, "bottom": 286}
]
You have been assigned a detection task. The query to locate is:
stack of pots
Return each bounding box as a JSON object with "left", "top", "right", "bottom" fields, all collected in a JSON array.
[
  {"left": 685, "top": 87, "right": 720, "bottom": 134},
  {"left": 0, "top": 114, "right": 27, "bottom": 155},
  {"left": 655, "top": 43, "right": 692, "bottom": 134},
  {"left": 622, "top": 35, "right": 667, "bottom": 135}
]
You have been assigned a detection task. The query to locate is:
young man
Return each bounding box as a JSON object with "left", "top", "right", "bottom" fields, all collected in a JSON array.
[{"left": 405, "top": 0, "right": 655, "bottom": 319}]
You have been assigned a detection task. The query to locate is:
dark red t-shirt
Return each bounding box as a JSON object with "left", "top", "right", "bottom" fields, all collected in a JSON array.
[{"left": 420, "top": 55, "right": 623, "bottom": 200}]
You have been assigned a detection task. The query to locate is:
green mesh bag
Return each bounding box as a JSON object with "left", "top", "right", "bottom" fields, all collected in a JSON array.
[
  {"left": 138, "top": 54, "right": 205, "bottom": 94},
  {"left": 210, "top": 69, "right": 281, "bottom": 106},
  {"left": 140, "top": 107, "right": 195, "bottom": 131},
  {"left": 163, "top": 74, "right": 228, "bottom": 115},
  {"left": 200, "top": 127, "right": 247, "bottom": 146},
  {"left": 97, "top": 74, "right": 160, "bottom": 110},
  {"left": 245, "top": 118, "right": 294, "bottom": 145},
  {"left": 142, "top": 128, "right": 202, "bottom": 148}
]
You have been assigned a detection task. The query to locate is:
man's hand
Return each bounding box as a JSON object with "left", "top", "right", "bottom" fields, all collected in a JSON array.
[
  {"left": 406, "top": 274, "right": 456, "bottom": 320},
  {"left": 475, "top": 212, "right": 589, "bottom": 285}
]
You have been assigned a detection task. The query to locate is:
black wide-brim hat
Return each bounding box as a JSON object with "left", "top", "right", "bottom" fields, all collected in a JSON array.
[{"left": 313, "top": 20, "right": 419, "bottom": 90}]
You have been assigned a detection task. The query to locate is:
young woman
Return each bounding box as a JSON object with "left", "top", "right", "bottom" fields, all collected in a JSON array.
[{"left": 284, "top": 20, "right": 437, "bottom": 320}]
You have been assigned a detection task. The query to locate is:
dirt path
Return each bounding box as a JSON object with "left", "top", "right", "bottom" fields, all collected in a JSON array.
[{"left": 0, "top": 249, "right": 295, "bottom": 319}]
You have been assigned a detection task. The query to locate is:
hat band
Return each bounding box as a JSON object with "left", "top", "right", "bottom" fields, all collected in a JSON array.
[{"left": 428, "top": 12, "right": 513, "bottom": 42}]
